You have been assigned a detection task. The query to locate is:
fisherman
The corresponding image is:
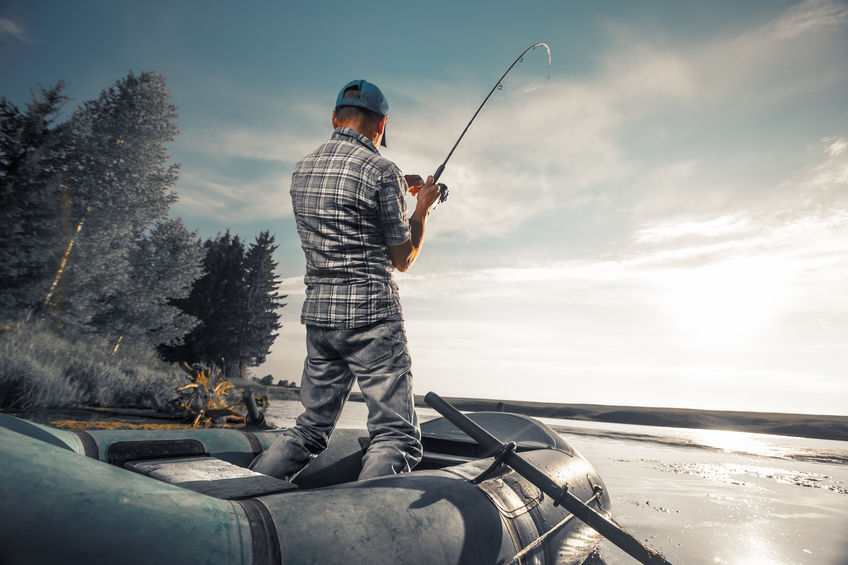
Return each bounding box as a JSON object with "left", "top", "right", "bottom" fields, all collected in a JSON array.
[{"left": 249, "top": 79, "right": 441, "bottom": 481}]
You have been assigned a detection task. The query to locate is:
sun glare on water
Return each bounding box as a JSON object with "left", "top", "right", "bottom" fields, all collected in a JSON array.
[
  {"left": 729, "top": 535, "right": 787, "bottom": 565},
  {"left": 690, "top": 428, "right": 787, "bottom": 458}
]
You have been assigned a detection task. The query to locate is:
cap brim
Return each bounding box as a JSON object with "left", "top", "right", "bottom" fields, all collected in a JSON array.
[{"left": 380, "top": 124, "right": 387, "bottom": 147}]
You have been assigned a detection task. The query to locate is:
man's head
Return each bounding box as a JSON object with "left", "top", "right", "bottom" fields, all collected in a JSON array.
[{"left": 333, "top": 79, "right": 389, "bottom": 147}]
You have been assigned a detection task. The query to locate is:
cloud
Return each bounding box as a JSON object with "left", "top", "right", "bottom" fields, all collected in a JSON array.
[
  {"left": 701, "top": 0, "right": 848, "bottom": 105},
  {"left": 385, "top": 75, "right": 637, "bottom": 239},
  {"left": 758, "top": 0, "right": 848, "bottom": 40},
  {"left": 401, "top": 136, "right": 848, "bottom": 318},
  {"left": 797, "top": 137, "right": 848, "bottom": 202},
  {"left": 388, "top": 139, "right": 848, "bottom": 412},
  {"left": 277, "top": 276, "right": 306, "bottom": 298},
  {"left": 173, "top": 169, "right": 293, "bottom": 223},
  {"left": 633, "top": 214, "right": 753, "bottom": 244},
  {"left": 394, "top": 0, "right": 847, "bottom": 239},
  {"left": 239, "top": 3, "right": 848, "bottom": 413},
  {"left": 174, "top": 0, "right": 847, "bottom": 242},
  {"left": 178, "top": 120, "right": 318, "bottom": 165},
  {"left": 0, "top": 18, "right": 28, "bottom": 43}
]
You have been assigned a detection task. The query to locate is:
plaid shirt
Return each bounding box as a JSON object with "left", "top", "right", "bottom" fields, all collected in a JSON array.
[{"left": 291, "top": 127, "right": 411, "bottom": 328}]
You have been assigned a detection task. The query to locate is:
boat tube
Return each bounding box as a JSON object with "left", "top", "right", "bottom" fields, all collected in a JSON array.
[{"left": 0, "top": 410, "right": 609, "bottom": 565}]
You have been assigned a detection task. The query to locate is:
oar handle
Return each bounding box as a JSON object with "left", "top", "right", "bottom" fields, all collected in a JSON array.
[{"left": 424, "top": 392, "right": 673, "bottom": 565}]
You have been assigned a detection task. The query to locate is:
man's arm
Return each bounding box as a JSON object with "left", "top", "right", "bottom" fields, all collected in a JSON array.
[{"left": 389, "top": 176, "right": 441, "bottom": 272}]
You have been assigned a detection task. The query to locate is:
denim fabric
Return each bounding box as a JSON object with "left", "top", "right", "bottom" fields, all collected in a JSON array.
[{"left": 249, "top": 316, "right": 421, "bottom": 481}]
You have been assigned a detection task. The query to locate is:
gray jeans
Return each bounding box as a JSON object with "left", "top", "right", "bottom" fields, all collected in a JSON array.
[{"left": 249, "top": 316, "right": 421, "bottom": 481}]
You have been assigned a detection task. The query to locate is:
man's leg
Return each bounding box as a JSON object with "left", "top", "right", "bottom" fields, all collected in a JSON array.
[
  {"left": 342, "top": 317, "right": 421, "bottom": 480},
  {"left": 249, "top": 325, "right": 355, "bottom": 480}
]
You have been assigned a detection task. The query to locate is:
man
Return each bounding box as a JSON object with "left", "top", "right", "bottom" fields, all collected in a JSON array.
[{"left": 249, "top": 79, "right": 441, "bottom": 481}]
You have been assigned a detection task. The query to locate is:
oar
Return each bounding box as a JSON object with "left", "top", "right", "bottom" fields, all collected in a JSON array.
[{"left": 424, "top": 392, "right": 673, "bottom": 565}]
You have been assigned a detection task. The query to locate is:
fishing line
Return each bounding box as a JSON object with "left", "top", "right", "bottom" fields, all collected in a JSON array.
[{"left": 425, "top": 42, "right": 552, "bottom": 204}]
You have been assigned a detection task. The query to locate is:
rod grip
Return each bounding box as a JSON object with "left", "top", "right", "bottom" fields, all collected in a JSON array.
[{"left": 433, "top": 163, "right": 445, "bottom": 183}]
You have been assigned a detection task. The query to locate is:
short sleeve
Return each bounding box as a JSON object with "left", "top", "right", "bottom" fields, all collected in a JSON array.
[{"left": 376, "top": 168, "right": 411, "bottom": 246}]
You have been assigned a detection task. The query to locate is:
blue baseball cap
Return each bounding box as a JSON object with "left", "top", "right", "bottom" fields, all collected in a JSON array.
[{"left": 335, "top": 79, "right": 389, "bottom": 147}]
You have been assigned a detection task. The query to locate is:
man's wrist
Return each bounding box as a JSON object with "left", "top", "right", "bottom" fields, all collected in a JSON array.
[{"left": 411, "top": 206, "right": 430, "bottom": 223}]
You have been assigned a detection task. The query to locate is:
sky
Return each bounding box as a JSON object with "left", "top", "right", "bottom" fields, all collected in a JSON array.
[{"left": 2, "top": 1, "right": 847, "bottom": 415}]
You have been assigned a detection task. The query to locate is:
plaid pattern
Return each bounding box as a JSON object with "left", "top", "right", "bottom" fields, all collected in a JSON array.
[{"left": 291, "top": 127, "right": 411, "bottom": 328}]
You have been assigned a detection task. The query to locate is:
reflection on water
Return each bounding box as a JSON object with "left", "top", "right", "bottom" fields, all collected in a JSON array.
[
  {"left": 644, "top": 460, "right": 848, "bottom": 495},
  {"left": 553, "top": 422, "right": 848, "bottom": 564},
  {"left": 725, "top": 533, "right": 786, "bottom": 565},
  {"left": 547, "top": 422, "right": 848, "bottom": 466},
  {"left": 690, "top": 428, "right": 785, "bottom": 456}
]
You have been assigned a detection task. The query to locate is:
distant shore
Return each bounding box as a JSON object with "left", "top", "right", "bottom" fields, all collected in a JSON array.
[
  {"left": 350, "top": 392, "right": 848, "bottom": 442},
  {"left": 20, "top": 390, "right": 848, "bottom": 443}
]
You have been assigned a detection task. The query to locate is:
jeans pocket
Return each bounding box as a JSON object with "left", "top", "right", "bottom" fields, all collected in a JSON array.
[{"left": 348, "top": 321, "right": 393, "bottom": 368}]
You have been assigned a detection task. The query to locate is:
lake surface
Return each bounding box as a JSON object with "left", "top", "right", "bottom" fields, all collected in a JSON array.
[{"left": 266, "top": 400, "right": 848, "bottom": 564}]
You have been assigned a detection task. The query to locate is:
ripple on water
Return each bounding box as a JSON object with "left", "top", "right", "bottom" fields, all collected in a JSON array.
[{"left": 636, "top": 459, "right": 848, "bottom": 495}]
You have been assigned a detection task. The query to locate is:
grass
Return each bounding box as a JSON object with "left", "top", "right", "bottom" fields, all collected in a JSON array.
[
  {"left": 0, "top": 316, "right": 184, "bottom": 416},
  {"left": 230, "top": 377, "right": 300, "bottom": 402}
]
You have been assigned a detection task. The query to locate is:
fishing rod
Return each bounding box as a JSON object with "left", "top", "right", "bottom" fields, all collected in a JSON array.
[{"left": 416, "top": 42, "right": 552, "bottom": 204}]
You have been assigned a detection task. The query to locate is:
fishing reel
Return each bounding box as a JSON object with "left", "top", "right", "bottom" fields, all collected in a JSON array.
[
  {"left": 409, "top": 181, "right": 449, "bottom": 204},
  {"left": 437, "top": 183, "right": 449, "bottom": 203}
]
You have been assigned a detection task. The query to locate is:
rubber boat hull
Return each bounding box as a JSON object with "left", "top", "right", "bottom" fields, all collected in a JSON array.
[{"left": 0, "top": 411, "right": 610, "bottom": 565}]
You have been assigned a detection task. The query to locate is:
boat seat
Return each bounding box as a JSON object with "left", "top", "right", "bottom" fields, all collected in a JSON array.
[{"left": 125, "top": 456, "right": 298, "bottom": 499}]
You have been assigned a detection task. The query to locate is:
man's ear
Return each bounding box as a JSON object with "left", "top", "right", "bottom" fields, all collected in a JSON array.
[
  {"left": 377, "top": 114, "right": 389, "bottom": 135},
  {"left": 331, "top": 110, "right": 340, "bottom": 128}
]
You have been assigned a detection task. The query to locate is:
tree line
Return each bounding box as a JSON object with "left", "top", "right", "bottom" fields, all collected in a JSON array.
[{"left": 0, "top": 71, "right": 284, "bottom": 379}]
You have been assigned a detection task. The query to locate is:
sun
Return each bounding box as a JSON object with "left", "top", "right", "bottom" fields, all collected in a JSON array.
[{"left": 660, "top": 258, "right": 787, "bottom": 344}]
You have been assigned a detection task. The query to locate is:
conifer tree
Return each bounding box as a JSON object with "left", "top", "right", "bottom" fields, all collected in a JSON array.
[
  {"left": 162, "top": 230, "right": 285, "bottom": 379},
  {"left": 164, "top": 231, "right": 247, "bottom": 376},
  {"left": 238, "top": 231, "right": 285, "bottom": 377}
]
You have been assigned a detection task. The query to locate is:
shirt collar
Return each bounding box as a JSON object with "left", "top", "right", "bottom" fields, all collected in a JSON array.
[{"left": 332, "top": 127, "right": 380, "bottom": 154}]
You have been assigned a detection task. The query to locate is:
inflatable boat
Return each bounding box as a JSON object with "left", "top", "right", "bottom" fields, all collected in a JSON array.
[{"left": 0, "top": 407, "right": 610, "bottom": 565}]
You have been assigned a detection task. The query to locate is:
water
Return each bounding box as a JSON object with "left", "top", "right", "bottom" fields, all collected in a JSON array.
[{"left": 265, "top": 400, "right": 848, "bottom": 564}]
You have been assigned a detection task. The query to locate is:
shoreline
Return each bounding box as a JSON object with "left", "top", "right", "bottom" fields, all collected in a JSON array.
[
  {"left": 16, "top": 393, "right": 848, "bottom": 443},
  {"left": 350, "top": 392, "right": 848, "bottom": 442}
]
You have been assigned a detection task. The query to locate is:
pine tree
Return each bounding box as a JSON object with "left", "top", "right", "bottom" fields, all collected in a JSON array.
[
  {"left": 162, "top": 230, "right": 285, "bottom": 379},
  {"left": 238, "top": 231, "right": 285, "bottom": 377},
  {"left": 0, "top": 84, "right": 69, "bottom": 317},
  {"left": 163, "top": 231, "right": 247, "bottom": 376}
]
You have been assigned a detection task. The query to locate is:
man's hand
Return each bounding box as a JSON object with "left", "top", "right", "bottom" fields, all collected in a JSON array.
[
  {"left": 414, "top": 176, "right": 441, "bottom": 215},
  {"left": 405, "top": 175, "right": 424, "bottom": 195},
  {"left": 388, "top": 176, "right": 440, "bottom": 272}
]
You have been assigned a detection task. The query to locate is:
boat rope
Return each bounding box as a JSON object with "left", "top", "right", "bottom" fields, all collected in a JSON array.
[{"left": 507, "top": 488, "right": 604, "bottom": 565}]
